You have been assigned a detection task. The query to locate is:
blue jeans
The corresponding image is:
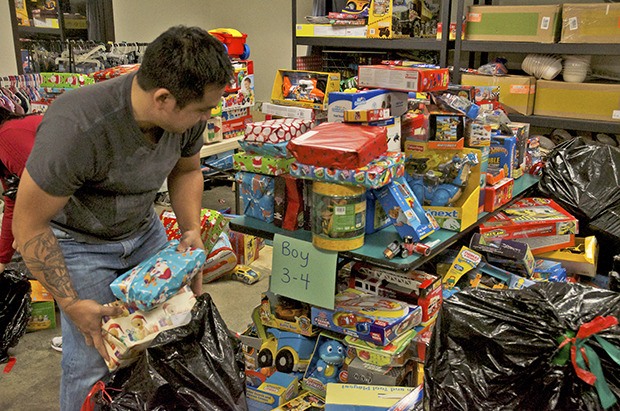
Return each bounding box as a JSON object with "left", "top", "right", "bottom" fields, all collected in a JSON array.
[{"left": 56, "top": 217, "right": 167, "bottom": 411}]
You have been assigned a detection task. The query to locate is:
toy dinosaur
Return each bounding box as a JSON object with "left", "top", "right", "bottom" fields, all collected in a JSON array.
[{"left": 307, "top": 340, "right": 346, "bottom": 384}]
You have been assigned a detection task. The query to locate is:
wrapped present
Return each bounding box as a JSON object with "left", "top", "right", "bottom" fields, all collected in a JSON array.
[
  {"left": 202, "top": 233, "right": 238, "bottom": 283},
  {"left": 160, "top": 208, "right": 227, "bottom": 253},
  {"left": 92, "top": 64, "right": 140, "bottom": 82},
  {"left": 110, "top": 240, "right": 205, "bottom": 311},
  {"left": 238, "top": 140, "right": 290, "bottom": 158},
  {"left": 233, "top": 152, "right": 295, "bottom": 176},
  {"left": 287, "top": 122, "right": 388, "bottom": 169},
  {"left": 290, "top": 151, "right": 404, "bottom": 189},
  {"left": 101, "top": 285, "right": 196, "bottom": 371},
  {"left": 244, "top": 118, "right": 313, "bottom": 144},
  {"left": 236, "top": 171, "right": 275, "bottom": 222}
]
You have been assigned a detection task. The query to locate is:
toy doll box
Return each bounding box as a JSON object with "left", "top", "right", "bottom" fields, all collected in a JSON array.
[
  {"left": 328, "top": 89, "right": 408, "bottom": 123},
  {"left": 479, "top": 197, "right": 578, "bottom": 240},
  {"left": 271, "top": 69, "right": 341, "bottom": 111},
  {"left": 375, "top": 178, "right": 438, "bottom": 242},
  {"left": 233, "top": 152, "right": 295, "bottom": 176},
  {"left": 358, "top": 65, "right": 450, "bottom": 93},
  {"left": 288, "top": 122, "right": 388, "bottom": 170},
  {"left": 259, "top": 292, "right": 317, "bottom": 337},
  {"left": 302, "top": 333, "right": 350, "bottom": 398},
  {"left": 404, "top": 144, "right": 482, "bottom": 232},
  {"left": 311, "top": 288, "right": 422, "bottom": 346},
  {"left": 101, "top": 286, "right": 196, "bottom": 371},
  {"left": 289, "top": 151, "right": 405, "bottom": 190},
  {"left": 160, "top": 208, "right": 227, "bottom": 253}
]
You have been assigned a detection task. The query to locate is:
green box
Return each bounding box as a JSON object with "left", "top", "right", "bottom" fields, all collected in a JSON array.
[
  {"left": 465, "top": 5, "right": 561, "bottom": 43},
  {"left": 27, "top": 301, "right": 56, "bottom": 332}
]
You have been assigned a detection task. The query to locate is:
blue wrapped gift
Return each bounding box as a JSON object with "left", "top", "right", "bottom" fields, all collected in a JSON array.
[
  {"left": 110, "top": 240, "right": 205, "bottom": 311},
  {"left": 238, "top": 140, "right": 290, "bottom": 158},
  {"left": 236, "top": 171, "right": 275, "bottom": 223}
]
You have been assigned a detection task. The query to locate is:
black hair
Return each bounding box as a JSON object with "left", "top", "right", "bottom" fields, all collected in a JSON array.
[
  {"left": 0, "top": 107, "right": 24, "bottom": 126},
  {"left": 136, "top": 25, "right": 234, "bottom": 108}
]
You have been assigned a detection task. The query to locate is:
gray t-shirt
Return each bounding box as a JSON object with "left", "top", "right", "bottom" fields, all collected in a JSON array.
[{"left": 26, "top": 73, "right": 205, "bottom": 243}]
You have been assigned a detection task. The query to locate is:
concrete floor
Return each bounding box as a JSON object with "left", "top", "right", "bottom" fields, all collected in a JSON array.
[{"left": 0, "top": 184, "right": 271, "bottom": 410}]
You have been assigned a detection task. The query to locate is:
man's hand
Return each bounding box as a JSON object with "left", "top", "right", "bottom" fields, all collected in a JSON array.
[
  {"left": 177, "top": 229, "right": 204, "bottom": 296},
  {"left": 63, "top": 299, "right": 123, "bottom": 361}
]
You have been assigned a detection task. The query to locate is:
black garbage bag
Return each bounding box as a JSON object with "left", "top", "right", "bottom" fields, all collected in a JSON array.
[
  {"left": 100, "top": 293, "right": 247, "bottom": 411},
  {"left": 0, "top": 269, "right": 32, "bottom": 364},
  {"left": 425, "top": 282, "right": 620, "bottom": 411}
]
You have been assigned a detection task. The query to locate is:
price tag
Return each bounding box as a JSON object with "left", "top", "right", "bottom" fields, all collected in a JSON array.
[{"left": 270, "top": 234, "right": 338, "bottom": 309}]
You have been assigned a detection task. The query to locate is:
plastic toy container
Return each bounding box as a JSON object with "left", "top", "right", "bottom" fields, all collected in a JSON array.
[{"left": 208, "top": 28, "right": 250, "bottom": 59}]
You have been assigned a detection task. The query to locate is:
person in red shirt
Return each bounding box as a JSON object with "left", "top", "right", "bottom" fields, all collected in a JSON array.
[{"left": 0, "top": 107, "right": 41, "bottom": 272}]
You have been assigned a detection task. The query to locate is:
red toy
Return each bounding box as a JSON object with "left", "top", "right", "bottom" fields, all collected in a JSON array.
[{"left": 208, "top": 28, "right": 250, "bottom": 59}]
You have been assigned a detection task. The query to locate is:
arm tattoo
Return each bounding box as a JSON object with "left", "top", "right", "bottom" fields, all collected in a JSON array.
[{"left": 22, "top": 230, "right": 78, "bottom": 301}]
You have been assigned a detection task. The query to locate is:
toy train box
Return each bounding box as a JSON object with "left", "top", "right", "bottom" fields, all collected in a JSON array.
[
  {"left": 479, "top": 197, "right": 578, "bottom": 240},
  {"left": 311, "top": 288, "right": 422, "bottom": 346},
  {"left": 271, "top": 69, "right": 341, "bottom": 111},
  {"left": 259, "top": 292, "right": 317, "bottom": 337}
]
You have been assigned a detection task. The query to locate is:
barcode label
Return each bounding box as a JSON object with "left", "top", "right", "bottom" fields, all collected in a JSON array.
[
  {"left": 613, "top": 110, "right": 620, "bottom": 120},
  {"left": 406, "top": 81, "right": 417, "bottom": 90},
  {"left": 335, "top": 206, "right": 346, "bottom": 215},
  {"left": 540, "top": 17, "right": 550, "bottom": 30},
  {"left": 569, "top": 17, "right": 578, "bottom": 31}
]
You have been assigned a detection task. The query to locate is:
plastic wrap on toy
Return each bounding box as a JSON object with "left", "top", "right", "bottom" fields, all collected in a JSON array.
[
  {"left": 434, "top": 93, "right": 480, "bottom": 119},
  {"left": 238, "top": 140, "right": 290, "bottom": 158},
  {"left": 244, "top": 118, "right": 312, "bottom": 144},
  {"left": 288, "top": 122, "right": 388, "bottom": 169},
  {"left": 236, "top": 171, "right": 275, "bottom": 223},
  {"left": 0, "top": 270, "right": 31, "bottom": 364},
  {"left": 425, "top": 282, "right": 620, "bottom": 411},
  {"left": 110, "top": 240, "right": 205, "bottom": 311},
  {"left": 95, "top": 293, "right": 247, "bottom": 410}
]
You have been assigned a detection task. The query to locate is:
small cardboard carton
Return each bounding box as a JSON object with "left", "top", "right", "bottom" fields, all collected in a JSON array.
[
  {"left": 560, "top": 3, "right": 620, "bottom": 44},
  {"left": 460, "top": 74, "right": 536, "bottom": 115},
  {"left": 465, "top": 4, "right": 561, "bottom": 43}
]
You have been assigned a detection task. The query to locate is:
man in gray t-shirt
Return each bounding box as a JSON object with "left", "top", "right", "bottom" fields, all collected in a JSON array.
[{"left": 13, "top": 26, "right": 233, "bottom": 411}]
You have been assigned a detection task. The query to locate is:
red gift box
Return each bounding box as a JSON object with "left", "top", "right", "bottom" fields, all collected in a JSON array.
[
  {"left": 159, "top": 208, "right": 226, "bottom": 253},
  {"left": 287, "top": 122, "right": 388, "bottom": 169}
]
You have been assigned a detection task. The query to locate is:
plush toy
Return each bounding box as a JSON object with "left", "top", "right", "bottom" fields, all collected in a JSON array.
[{"left": 308, "top": 340, "right": 346, "bottom": 384}]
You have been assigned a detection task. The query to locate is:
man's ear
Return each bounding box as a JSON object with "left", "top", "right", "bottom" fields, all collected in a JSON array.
[{"left": 152, "top": 88, "right": 176, "bottom": 110}]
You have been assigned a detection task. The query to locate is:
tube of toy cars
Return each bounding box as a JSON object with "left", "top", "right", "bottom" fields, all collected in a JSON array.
[
  {"left": 98, "top": 293, "right": 247, "bottom": 410},
  {"left": 425, "top": 282, "right": 620, "bottom": 411},
  {"left": 0, "top": 269, "right": 31, "bottom": 364}
]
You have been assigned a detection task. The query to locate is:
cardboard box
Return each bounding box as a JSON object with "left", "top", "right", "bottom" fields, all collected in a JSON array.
[
  {"left": 358, "top": 65, "right": 450, "bottom": 93},
  {"left": 344, "top": 108, "right": 391, "bottom": 123},
  {"left": 345, "top": 327, "right": 419, "bottom": 368},
  {"left": 465, "top": 5, "right": 561, "bottom": 43},
  {"left": 346, "top": 357, "right": 421, "bottom": 387},
  {"left": 29, "top": 280, "right": 54, "bottom": 302},
  {"left": 367, "top": 0, "right": 440, "bottom": 39},
  {"left": 461, "top": 74, "right": 536, "bottom": 115},
  {"left": 534, "top": 80, "right": 620, "bottom": 123},
  {"left": 259, "top": 292, "right": 316, "bottom": 337},
  {"left": 271, "top": 70, "right": 341, "bottom": 111},
  {"left": 483, "top": 177, "right": 514, "bottom": 212},
  {"left": 296, "top": 23, "right": 367, "bottom": 38},
  {"left": 328, "top": 89, "right": 408, "bottom": 123},
  {"left": 247, "top": 371, "right": 299, "bottom": 411},
  {"left": 311, "top": 289, "right": 422, "bottom": 346},
  {"left": 522, "top": 234, "right": 575, "bottom": 255},
  {"left": 488, "top": 135, "right": 517, "bottom": 182},
  {"left": 561, "top": 3, "right": 620, "bottom": 44},
  {"left": 536, "top": 236, "right": 599, "bottom": 278},
  {"left": 273, "top": 391, "right": 325, "bottom": 410},
  {"left": 325, "top": 384, "right": 418, "bottom": 410},
  {"left": 261, "top": 102, "right": 326, "bottom": 123},
  {"left": 365, "top": 116, "right": 402, "bottom": 152},
  {"left": 470, "top": 232, "right": 535, "bottom": 277},
  {"left": 27, "top": 301, "right": 56, "bottom": 332}
]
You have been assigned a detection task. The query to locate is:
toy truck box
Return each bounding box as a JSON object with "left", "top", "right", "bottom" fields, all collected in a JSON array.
[
  {"left": 358, "top": 65, "right": 449, "bottom": 93},
  {"left": 328, "top": 89, "right": 408, "bottom": 123},
  {"left": 271, "top": 70, "right": 341, "bottom": 111},
  {"left": 536, "top": 236, "right": 598, "bottom": 278},
  {"left": 311, "top": 289, "right": 422, "bottom": 346},
  {"left": 351, "top": 262, "right": 442, "bottom": 324},
  {"left": 246, "top": 371, "right": 299, "bottom": 411},
  {"left": 367, "top": 0, "right": 440, "bottom": 39},
  {"left": 258, "top": 291, "right": 317, "bottom": 337},
  {"left": 479, "top": 197, "right": 578, "bottom": 240}
]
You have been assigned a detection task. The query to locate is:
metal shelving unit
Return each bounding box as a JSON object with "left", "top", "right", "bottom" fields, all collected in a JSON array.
[
  {"left": 291, "top": 0, "right": 453, "bottom": 68},
  {"left": 452, "top": 0, "right": 620, "bottom": 133}
]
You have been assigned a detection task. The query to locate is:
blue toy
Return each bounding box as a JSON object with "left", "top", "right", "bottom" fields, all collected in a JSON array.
[
  {"left": 408, "top": 152, "right": 478, "bottom": 206},
  {"left": 307, "top": 340, "right": 346, "bottom": 384}
]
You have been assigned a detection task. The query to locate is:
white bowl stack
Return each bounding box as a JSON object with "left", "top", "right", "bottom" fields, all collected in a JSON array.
[
  {"left": 521, "top": 54, "right": 562, "bottom": 80},
  {"left": 562, "top": 55, "right": 591, "bottom": 83}
]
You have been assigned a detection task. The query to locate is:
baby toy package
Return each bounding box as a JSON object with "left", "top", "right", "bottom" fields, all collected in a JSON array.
[{"left": 101, "top": 285, "right": 196, "bottom": 371}]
